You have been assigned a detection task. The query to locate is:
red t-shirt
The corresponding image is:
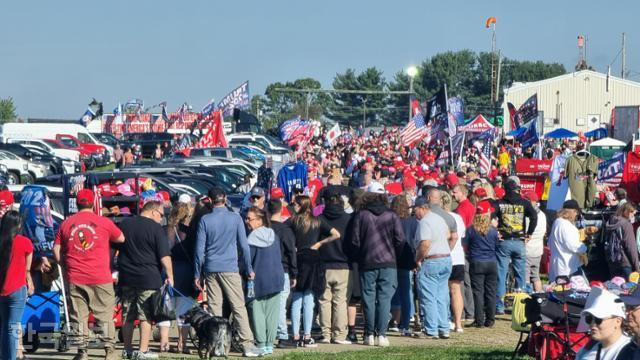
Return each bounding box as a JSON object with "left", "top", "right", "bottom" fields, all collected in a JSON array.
[
  {"left": 55, "top": 211, "right": 122, "bottom": 285},
  {"left": 1, "top": 235, "right": 33, "bottom": 296},
  {"left": 456, "top": 199, "right": 476, "bottom": 228},
  {"left": 307, "top": 178, "right": 324, "bottom": 206}
]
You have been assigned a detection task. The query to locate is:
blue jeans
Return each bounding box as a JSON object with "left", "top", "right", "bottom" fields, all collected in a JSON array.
[
  {"left": 496, "top": 239, "right": 526, "bottom": 313},
  {"left": 277, "top": 273, "right": 290, "bottom": 340},
  {"left": 360, "top": 268, "right": 397, "bottom": 337},
  {"left": 390, "top": 269, "right": 414, "bottom": 330},
  {"left": 417, "top": 257, "right": 452, "bottom": 336},
  {"left": 291, "top": 290, "right": 314, "bottom": 337},
  {"left": 0, "top": 286, "right": 27, "bottom": 360}
]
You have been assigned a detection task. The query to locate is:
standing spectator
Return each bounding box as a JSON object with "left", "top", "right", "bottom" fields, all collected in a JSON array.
[
  {"left": 389, "top": 195, "right": 418, "bottom": 336},
  {"left": 288, "top": 195, "right": 340, "bottom": 347},
  {"left": 0, "top": 211, "right": 34, "bottom": 360},
  {"left": 114, "top": 143, "right": 124, "bottom": 169},
  {"left": 349, "top": 191, "right": 405, "bottom": 347},
  {"left": 123, "top": 147, "right": 134, "bottom": 167},
  {"left": 413, "top": 197, "right": 453, "bottom": 339},
  {"left": 495, "top": 179, "right": 537, "bottom": 314},
  {"left": 524, "top": 192, "right": 546, "bottom": 292},
  {"left": 245, "top": 207, "right": 284, "bottom": 355},
  {"left": 318, "top": 190, "right": 353, "bottom": 345},
  {"left": 53, "top": 190, "right": 124, "bottom": 360},
  {"left": 604, "top": 202, "right": 640, "bottom": 278},
  {"left": 467, "top": 202, "right": 499, "bottom": 328},
  {"left": 441, "top": 191, "right": 467, "bottom": 333},
  {"left": 118, "top": 201, "right": 174, "bottom": 360},
  {"left": 153, "top": 143, "right": 163, "bottom": 161},
  {"left": 194, "top": 187, "right": 263, "bottom": 357},
  {"left": 166, "top": 201, "right": 196, "bottom": 354},
  {"left": 548, "top": 206, "right": 586, "bottom": 282},
  {"left": 452, "top": 184, "right": 475, "bottom": 321},
  {"left": 269, "top": 199, "right": 297, "bottom": 348}
]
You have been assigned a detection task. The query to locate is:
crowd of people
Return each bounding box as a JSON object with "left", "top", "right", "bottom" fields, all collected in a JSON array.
[{"left": 3, "top": 125, "right": 640, "bottom": 359}]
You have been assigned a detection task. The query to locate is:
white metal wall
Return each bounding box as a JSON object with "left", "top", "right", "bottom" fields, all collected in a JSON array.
[{"left": 502, "top": 70, "right": 640, "bottom": 133}]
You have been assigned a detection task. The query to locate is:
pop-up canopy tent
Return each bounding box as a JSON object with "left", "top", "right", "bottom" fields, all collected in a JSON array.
[
  {"left": 589, "top": 137, "right": 626, "bottom": 160},
  {"left": 458, "top": 115, "right": 495, "bottom": 133},
  {"left": 544, "top": 128, "right": 578, "bottom": 139},
  {"left": 584, "top": 127, "right": 608, "bottom": 140}
]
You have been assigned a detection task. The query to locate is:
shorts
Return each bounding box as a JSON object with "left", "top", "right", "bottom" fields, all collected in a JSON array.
[
  {"left": 449, "top": 264, "right": 465, "bottom": 282},
  {"left": 526, "top": 256, "right": 542, "bottom": 282},
  {"left": 120, "top": 286, "right": 156, "bottom": 323}
]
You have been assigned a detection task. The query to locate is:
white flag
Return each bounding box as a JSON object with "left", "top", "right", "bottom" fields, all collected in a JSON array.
[{"left": 326, "top": 123, "right": 341, "bottom": 144}]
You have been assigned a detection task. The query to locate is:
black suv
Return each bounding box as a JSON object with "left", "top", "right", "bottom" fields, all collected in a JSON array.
[{"left": 121, "top": 132, "right": 175, "bottom": 158}]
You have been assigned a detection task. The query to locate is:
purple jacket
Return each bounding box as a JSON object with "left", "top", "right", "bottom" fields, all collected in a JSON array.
[{"left": 349, "top": 202, "right": 405, "bottom": 271}]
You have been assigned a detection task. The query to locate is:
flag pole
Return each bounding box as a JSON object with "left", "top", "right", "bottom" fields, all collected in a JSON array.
[
  {"left": 458, "top": 131, "right": 466, "bottom": 167},
  {"left": 444, "top": 83, "right": 455, "bottom": 167}
]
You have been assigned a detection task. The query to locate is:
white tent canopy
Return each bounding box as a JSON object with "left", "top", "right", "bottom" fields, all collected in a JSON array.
[{"left": 589, "top": 137, "right": 626, "bottom": 147}]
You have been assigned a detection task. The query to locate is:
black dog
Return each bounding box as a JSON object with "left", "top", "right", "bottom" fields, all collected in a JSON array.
[{"left": 183, "top": 304, "right": 232, "bottom": 359}]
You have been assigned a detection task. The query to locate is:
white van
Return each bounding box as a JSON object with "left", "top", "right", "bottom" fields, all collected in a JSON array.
[{"left": 0, "top": 123, "right": 114, "bottom": 161}]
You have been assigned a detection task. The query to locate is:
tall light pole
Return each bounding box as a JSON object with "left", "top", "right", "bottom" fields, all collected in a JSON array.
[{"left": 407, "top": 66, "right": 418, "bottom": 122}]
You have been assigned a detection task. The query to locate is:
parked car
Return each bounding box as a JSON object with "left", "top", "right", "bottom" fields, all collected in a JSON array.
[
  {"left": 121, "top": 132, "right": 175, "bottom": 158},
  {"left": 6, "top": 138, "right": 82, "bottom": 162},
  {"left": 56, "top": 134, "right": 109, "bottom": 167},
  {"left": 0, "top": 150, "right": 40, "bottom": 184},
  {"left": 24, "top": 146, "right": 82, "bottom": 174},
  {"left": 0, "top": 142, "right": 75, "bottom": 175},
  {"left": 91, "top": 132, "right": 122, "bottom": 147},
  {"left": 188, "top": 147, "right": 259, "bottom": 164}
]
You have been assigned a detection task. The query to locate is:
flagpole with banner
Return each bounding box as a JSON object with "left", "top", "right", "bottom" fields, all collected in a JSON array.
[{"left": 444, "top": 83, "right": 455, "bottom": 166}]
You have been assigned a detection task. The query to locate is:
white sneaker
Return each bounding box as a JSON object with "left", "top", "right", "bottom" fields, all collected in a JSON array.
[
  {"left": 449, "top": 321, "right": 455, "bottom": 330},
  {"left": 363, "top": 335, "right": 375, "bottom": 346},
  {"left": 455, "top": 327, "right": 464, "bottom": 333},
  {"left": 332, "top": 339, "right": 353, "bottom": 345},
  {"left": 377, "top": 336, "right": 390, "bottom": 347}
]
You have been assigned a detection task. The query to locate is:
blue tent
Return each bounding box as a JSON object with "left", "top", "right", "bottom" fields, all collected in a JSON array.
[
  {"left": 584, "top": 127, "right": 608, "bottom": 139},
  {"left": 544, "top": 128, "right": 578, "bottom": 139}
]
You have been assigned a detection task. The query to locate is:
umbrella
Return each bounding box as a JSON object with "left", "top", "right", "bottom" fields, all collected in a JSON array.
[{"left": 544, "top": 128, "right": 578, "bottom": 139}]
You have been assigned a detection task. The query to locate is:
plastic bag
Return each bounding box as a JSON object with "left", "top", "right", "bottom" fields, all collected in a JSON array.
[{"left": 151, "top": 285, "right": 176, "bottom": 322}]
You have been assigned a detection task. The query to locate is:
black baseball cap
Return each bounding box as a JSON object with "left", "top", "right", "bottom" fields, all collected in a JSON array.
[{"left": 411, "top": 197, "right": 429, "bottom": 209}]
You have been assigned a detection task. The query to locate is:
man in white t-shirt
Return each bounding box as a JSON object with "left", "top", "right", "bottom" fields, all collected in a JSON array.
[{"left": 413, "top": 197, "right": 452, "bottom": 339}]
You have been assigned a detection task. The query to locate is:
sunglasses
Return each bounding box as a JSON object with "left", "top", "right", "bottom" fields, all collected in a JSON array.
[{"left": 584, "top": 314, "right": 609, "bottom": 326}]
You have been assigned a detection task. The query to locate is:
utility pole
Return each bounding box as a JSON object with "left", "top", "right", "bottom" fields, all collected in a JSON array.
[
  {"left": 622, "top": 32, "right": 627, "bottom": 79},
  {"left": 305, "top": 91, "right": 310, "bottom": 120},
  {"left": 362, "top": 98, "right": 367, "bottom": 129}
]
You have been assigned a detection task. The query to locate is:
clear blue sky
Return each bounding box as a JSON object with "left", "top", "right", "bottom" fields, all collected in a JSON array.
[{"left": 2, "top": 0, "right": 639, "bottom": 119}]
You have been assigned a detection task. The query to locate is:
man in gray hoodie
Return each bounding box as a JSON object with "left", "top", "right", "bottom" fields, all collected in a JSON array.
[{"left": 194, "top": 187, "right": 262, "bottom": 357}]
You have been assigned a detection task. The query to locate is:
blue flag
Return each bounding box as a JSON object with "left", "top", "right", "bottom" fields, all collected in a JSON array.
[
  {"left": 79, "top": 108, "right": 95, "bottom": 126},
  {"left": 516, "top": 119, "right": 539, "bottom": 149}
]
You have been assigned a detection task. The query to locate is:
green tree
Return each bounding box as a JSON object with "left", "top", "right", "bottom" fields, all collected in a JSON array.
[
  {"left": 330, "top": 67, "right": 387, "bottom": 126},
  {"left": 0, "top": 97, "right": 17, "bottom": 123},
  {"left": 262, "top": 78, "right": 331, "bottom": 127}
]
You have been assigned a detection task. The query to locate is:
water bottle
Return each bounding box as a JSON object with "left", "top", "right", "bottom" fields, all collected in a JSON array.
[{"left": 246, "top": 280, "right": 255, "bottom": 300}]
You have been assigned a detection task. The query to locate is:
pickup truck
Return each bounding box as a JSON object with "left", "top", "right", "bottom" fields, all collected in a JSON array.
[{"left": 56, "top": 134, "right": 109, "bottom": 167}]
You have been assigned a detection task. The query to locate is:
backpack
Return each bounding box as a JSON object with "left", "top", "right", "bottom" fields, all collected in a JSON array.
[{"left": 604, "top": 225, "right": 624, "bottom": 264}]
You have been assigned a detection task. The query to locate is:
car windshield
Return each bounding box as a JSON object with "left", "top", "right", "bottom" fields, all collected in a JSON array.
[
  {"left": 59, "top": 138, "right": 78, "bottom": 147},
  {"left": 77, "top": 133, "right": 94, "bottom": 144},
  {"left": 44, "top": 140, "right": 63, "bottom": 149},
  {"left": 230, "top": 149, "right": 253, "bottom": 162},
  {"left": 265, "top": 134, "right": 285, "bottom": 147}
]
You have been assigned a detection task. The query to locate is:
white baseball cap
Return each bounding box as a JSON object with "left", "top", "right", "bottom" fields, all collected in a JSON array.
[
  {"left": 367, "top": 182, "right": 385, "bottom": 194},
  {"left": 577, "top": 287, "right": 626, "bottom": 332},
  {"left": 178, "top": 194, "right": 192, "bottom": 204}
]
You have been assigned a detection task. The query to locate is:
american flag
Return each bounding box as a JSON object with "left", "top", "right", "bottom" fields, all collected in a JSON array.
[
  {"left": 401, "top": 112, "right": 427, "bottom": 148},
  {"left": 474, "top": 135, "right": 493, "bottom": 174}
]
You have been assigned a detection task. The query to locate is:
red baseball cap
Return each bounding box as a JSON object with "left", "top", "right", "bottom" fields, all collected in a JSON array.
[
  {"left": 271, "top": 187, "right": 285, "bottom": 199},
  {"left": 158, "top": 191, "right": 170, "bottom": 202},
  {"left": 494, "top": 187, "right": 505, "bottom": 199},
  {"left": 97, "top": 183, "right": 118, "bottom": 197},
  {"left": 77, "top": 189, "right": 94, "bottom": 206},
  {"left": 0, "top": 190, "right": 14, "bottom": 207},
  {"left": 474, "top": 188, "right": 488, "bottom": 198},
  {"left": 402, "top": 175, "right": 417, "bottom": 190},
  {"left": 445, "top": 174, "right": 459, "bottom": 187},
  {"left": 476, "top": 201, "right": 494, "bottom": 215}
]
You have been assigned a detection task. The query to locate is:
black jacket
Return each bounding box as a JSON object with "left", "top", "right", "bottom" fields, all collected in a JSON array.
[
  {"left": 271, "top": 220, "right": 298, "bottom": 279},
  {"left": 319, "top": 204, "right": 353, "bottom": 269},
  {"left": 496, "top": 191, "right": 538, "bottom": 239}
]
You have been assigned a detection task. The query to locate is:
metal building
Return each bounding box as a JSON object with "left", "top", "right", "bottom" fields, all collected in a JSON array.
[{"left": 502, "top": 70, "right": 640, "bottom": 134}]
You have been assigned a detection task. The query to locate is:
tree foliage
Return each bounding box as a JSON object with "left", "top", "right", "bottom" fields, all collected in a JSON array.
[
  {"left": 260, "top": 50, "right": 567, "bottom": 129},
  {"left": 0, "top": 97, "right": 17, "bottom": 123}
]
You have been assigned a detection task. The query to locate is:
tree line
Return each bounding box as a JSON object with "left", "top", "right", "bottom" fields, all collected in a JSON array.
[{"left": 252, "top": 50, "right": 566, "bottom": 129}]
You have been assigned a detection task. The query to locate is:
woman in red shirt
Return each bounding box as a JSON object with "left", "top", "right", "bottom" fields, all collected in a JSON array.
[{"left": 0, "top": 211, "right": 34, "bottom": 360}]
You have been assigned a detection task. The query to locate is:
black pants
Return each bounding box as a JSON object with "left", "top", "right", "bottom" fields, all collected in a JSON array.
[{"left": 470, "top": 261, "right": 498, "bottom": 324}]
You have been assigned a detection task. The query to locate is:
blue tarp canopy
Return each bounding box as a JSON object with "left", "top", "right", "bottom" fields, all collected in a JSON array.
[
  {"left": 584, "top": 127, "right": 608, "bottom": 139},
  {"left": 507, "top": 127, "right": 526, "bottom": 137},
  {"left": 544, "top": 128, "right": 578, "bottom": 139}
]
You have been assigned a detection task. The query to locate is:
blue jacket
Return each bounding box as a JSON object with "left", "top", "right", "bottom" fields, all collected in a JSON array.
[
  {"left": 467, "top": 226, "right": 499, "bottom": 262},
  {"left": 248, "top": 227, "right": 284, "bottom": 299},
  {"left": 194, "top": 207, "right": 252, "bottom": 278}
]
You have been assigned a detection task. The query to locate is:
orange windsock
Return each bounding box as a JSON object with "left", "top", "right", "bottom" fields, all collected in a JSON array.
[{"left": 486, "top": 16, "right": 497, "bottom": 28}]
